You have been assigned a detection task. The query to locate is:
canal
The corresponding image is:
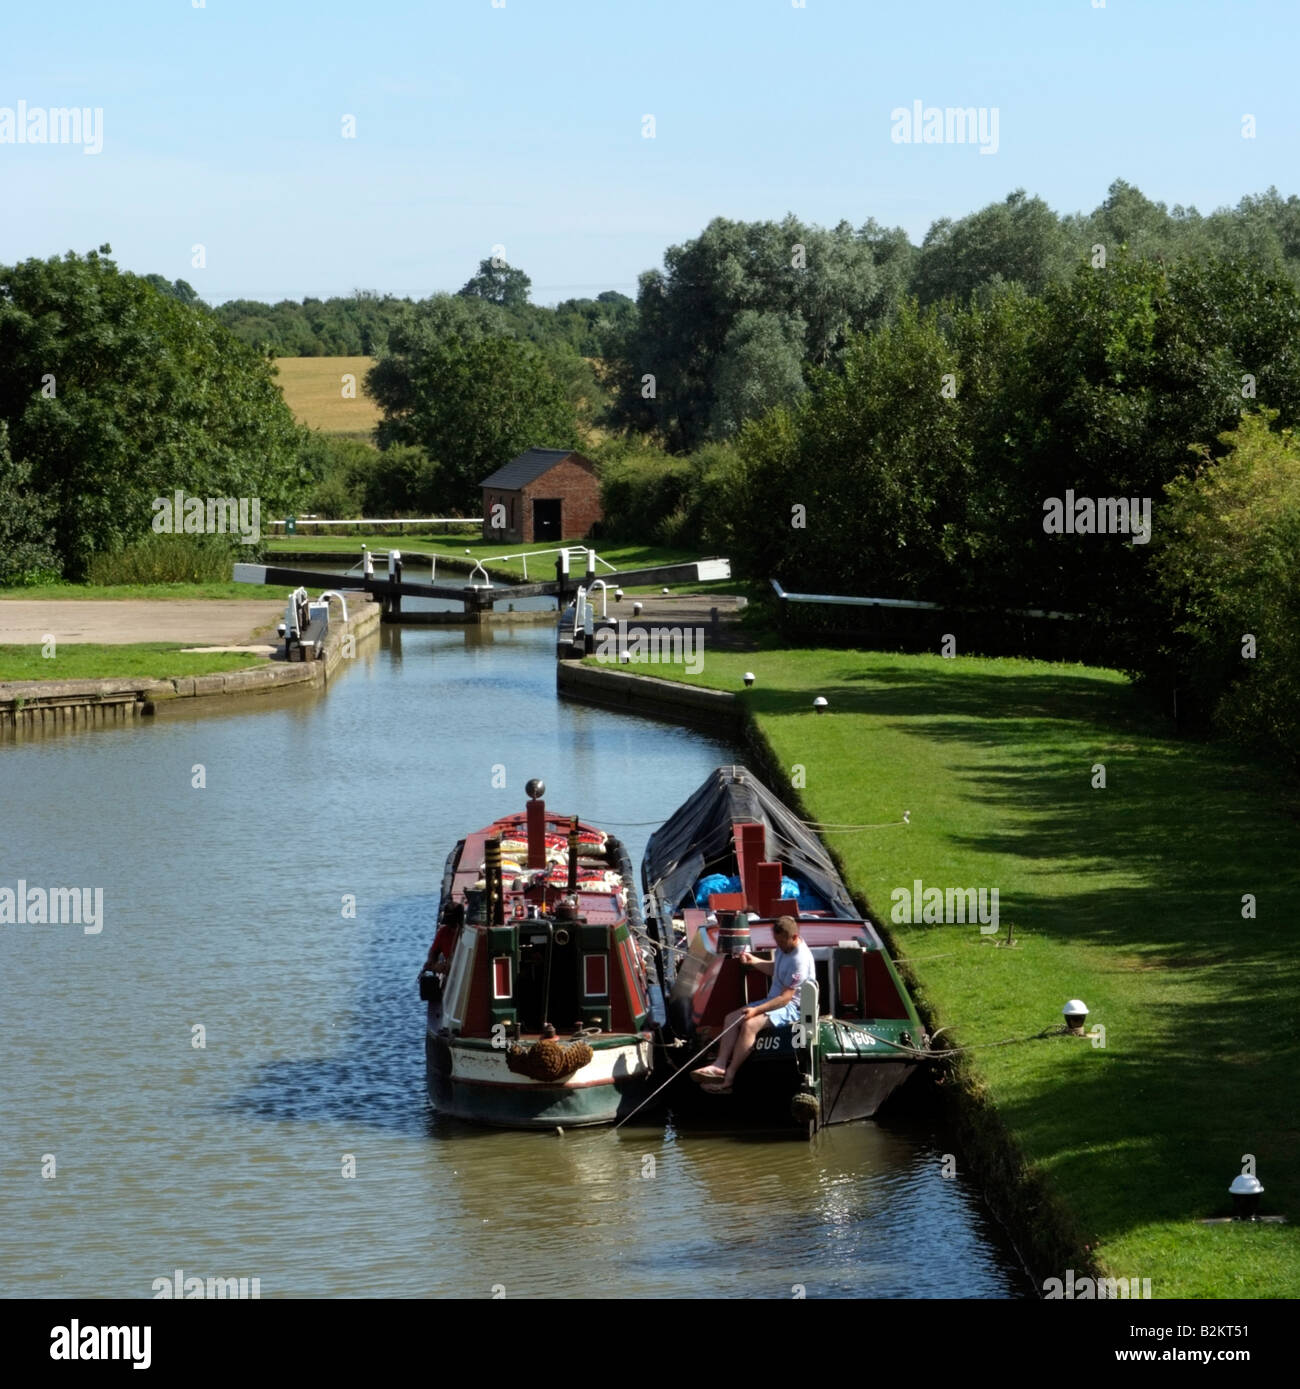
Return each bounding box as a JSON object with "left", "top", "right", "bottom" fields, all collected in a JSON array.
[{"left": 0, "top": 619, "right": 1033, "bottom": 1298}]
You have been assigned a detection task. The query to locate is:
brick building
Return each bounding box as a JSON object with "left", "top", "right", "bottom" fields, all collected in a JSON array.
[{"left": 479, "top": 447, "right": 603, "bottom": 543}]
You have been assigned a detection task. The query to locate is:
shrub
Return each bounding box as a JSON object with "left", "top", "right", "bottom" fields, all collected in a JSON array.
[
  {"left": 598, "top": 442, "right": 736, "bottom": 550},
  {"left": 87, "top": 533, "right": 241, "bottom": 585},
  {"left": 1154, "top": 411, "right": 1300, "bottom": 769}
]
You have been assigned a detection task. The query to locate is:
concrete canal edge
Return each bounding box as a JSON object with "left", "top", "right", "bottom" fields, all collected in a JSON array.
[
  {"left": 0, "top": 595, "right": 382, "bottom": 735},
  {"left": 557, "top": 657, "right": 1092, "bottom": 1292},
  {"left": 556, "top": 658, "right": 746, "bottom": 731}
]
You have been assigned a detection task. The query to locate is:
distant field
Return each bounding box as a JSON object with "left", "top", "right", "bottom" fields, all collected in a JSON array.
[{"left": 275, "top": 356, "right": 380, "bottom": 437}]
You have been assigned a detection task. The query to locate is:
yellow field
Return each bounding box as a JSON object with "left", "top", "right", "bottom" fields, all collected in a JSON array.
[{"left": 274, "top": 356, "right": 381, "bottom": 436}]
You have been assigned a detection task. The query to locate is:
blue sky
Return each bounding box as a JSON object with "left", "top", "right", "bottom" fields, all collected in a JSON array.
[{"left": 1, "top": 0, "right": 1296, "bottom": 305}]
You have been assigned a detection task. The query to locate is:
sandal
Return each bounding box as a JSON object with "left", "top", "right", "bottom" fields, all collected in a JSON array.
[{"left": 690, "top": 1065, "right": 726, "bottom": 1082}]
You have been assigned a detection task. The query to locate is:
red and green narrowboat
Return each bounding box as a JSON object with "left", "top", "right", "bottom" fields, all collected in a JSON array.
[
  {"left": 643, "top": 766, "right": 930, "bottom": 1132},
  {"left": 419, "top": 779, "right": 655, "bottom": 1128}
]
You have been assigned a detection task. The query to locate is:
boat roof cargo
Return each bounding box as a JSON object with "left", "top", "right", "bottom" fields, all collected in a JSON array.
[{"left": 642, "top": 763, "right": 860, "bottom": 920}]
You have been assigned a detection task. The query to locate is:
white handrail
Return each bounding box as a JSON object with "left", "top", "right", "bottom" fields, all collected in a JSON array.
[
  {"left": 769, "top": 579, "right": 1077, "bottom": 621},
  {"left": 467, "top": 544, "right": 618, "bottom": 573},
  {"left": 272, "top": 517, "right": 481, "bottom": 529}
]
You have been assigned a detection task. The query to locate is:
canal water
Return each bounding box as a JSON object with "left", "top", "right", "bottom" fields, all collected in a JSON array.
[{"left": 0, "top": 619, "right": 1032, "bottom": 1298}]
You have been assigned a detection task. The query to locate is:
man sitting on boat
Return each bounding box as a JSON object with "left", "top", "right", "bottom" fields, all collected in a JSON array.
[{"left": 692, "top": 916, "right": 814, "bottom": 1094}]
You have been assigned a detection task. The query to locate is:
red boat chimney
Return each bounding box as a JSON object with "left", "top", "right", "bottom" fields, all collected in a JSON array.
[{"left": 525, "top": 778, "right": 547, "bottom": 870}]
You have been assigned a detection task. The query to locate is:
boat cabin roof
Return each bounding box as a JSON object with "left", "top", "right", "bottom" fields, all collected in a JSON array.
[{"left": 454, "top": 811, "right": 626, "bottom": 924}]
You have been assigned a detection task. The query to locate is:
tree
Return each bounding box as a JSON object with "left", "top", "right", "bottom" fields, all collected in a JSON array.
[
  {"left": 722, "top": 301, "right": 970, "bottom": 597},
  {"left": 912, "top": 190, "right": 1071, "bottom": 305},
  {"left": 609, "top": 214, "right": 910, "bottom": 450},
  {"left": 143, "top": 274, "right": 201, "bottom": 306},
  {"left": 0, "top": 247, "right": 304, "bottom": 578},
  {"left": 366, "top": 298, "right": 576, "bottom": 508},
  {"left": 0, "top": 420, "right": 59, "bottom": 585},
  {"left": 709, "top": 310, "right": 807, "bottom": 438},
  {"left": 1154, "top": 411, "right": 1300, "bottom": 767},
  {"left": 458, "top": 257, "right": 532, "bottom": 310}
]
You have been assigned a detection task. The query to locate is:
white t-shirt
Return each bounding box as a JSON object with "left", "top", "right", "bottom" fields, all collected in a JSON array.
[{"left": 767, "top": 939, "right": 814, "bottom": 1003}]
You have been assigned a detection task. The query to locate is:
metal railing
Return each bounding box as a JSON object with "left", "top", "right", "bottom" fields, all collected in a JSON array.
[
  {"left": 472, "top": 545, "right": 616, "bottom": 581},
  {"left": 270, "top": 517, "right": 481, "bottom": 533},
  {"left": 769, "top": 579, "right": 1077, "bottom": 621}
]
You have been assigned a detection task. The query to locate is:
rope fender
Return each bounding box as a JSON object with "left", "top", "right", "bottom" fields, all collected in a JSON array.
[{"left": 505, "top": 1037, "right": 595, "bottom": 1081}]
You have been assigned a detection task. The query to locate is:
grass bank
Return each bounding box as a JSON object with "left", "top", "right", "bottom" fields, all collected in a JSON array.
[
  {"left": 588, "top": 645, "right": 1300, "bottom": 1298},
  {"left": 0, "top": 643, "right": 269, "bottom": 682}
]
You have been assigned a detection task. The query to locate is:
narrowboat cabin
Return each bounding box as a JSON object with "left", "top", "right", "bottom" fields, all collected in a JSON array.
[{"left": 420, "top": 780, "right": 655, "bottom": 1128}]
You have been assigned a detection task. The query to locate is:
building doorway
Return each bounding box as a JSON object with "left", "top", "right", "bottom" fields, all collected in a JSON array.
[{"left": 532, "top": 499, "right": 562, "bottom": 541}]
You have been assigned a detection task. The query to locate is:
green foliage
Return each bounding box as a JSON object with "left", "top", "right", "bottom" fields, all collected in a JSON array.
[
  {"left": 86, "top": 533, "right": 241, "bottom": 585},
  {"left": 356, "top": 444, "right": 442, "bottom": 516},
  {"left": 723, "top": 300, "right": 972, "bottom": 596},
  {"left": 710, "top": 248, "right": 1300, "bottom": 697},
  {"left": 710, "top": 310, "right": 807, "bottom": 439},
  {"left": 293, "top": 431, "right": 445, "bottom": 518},
  {"left": 458, "top": 257, "right": 532, "bottom": 309},
  {"left": 968, "top": 253, "right": 1300, "bottom": 658},
  {"left": 1155, "top": 412, "right": 1300, "bottom": 768},
  {"left": 0, "top": 247, "right": 304, "bottom": 579},
  {"left": 367, "top": 298, "right": 577, "bottom": 508},
  {"left": 142, "top": 274, "right": 201, "bottom": 306},
  {"left": 913, "top": 189, "right": 1072, "bottom": 305},
  {"left": 297, "top": 433, "right": 378, "bottom": 518},
  {"left": 546, "top": 291, "right": 637, "bottom": 358},
  {"left": 0, "top": 420, "right": 60, "bottom": 584},
  {"left": 597, "top": 441, "right": 736, "bottom": 550},
  {"left": 214, "top": 290, "right": 411, "bottom": 357},
  {"left": 609, "top": 214, "right": 911, "bottom": 450}
]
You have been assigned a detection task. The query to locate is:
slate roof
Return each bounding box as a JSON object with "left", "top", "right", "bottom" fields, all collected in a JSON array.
[{"left": 480, "top": 447, "right": 587, "bottom": 491}]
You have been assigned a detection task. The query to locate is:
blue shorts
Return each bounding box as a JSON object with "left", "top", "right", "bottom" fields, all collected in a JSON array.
[{"left": 763, "top": 999, "right": 800, "bottom": 1027}]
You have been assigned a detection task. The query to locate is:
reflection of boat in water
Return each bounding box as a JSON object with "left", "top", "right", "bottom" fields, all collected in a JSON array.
[
  {"left": 420, "top": 780, "right": 654, "bottom": 1128},
  {"left": 642, "top": 766, "right": 929, "bottom": 1132}
]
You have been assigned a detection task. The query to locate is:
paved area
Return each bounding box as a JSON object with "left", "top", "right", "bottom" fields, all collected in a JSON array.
[
  {"left": 589, "top": 594, "right": 753, "bottom": 651},
  {"left": 0, "top": 600, "right": 284, "bottom": 646}
]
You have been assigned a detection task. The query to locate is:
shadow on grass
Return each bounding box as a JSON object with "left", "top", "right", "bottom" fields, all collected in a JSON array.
[{"left": 742, "top": 658, "right": 1300, "bottom": 1249}]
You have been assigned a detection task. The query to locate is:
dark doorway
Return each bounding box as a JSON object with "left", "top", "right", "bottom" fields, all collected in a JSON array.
[{"left": 532, "top": 499, "right": 561, "bottom": 541}]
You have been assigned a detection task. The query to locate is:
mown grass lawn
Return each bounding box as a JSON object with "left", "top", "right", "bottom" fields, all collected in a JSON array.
[
  {"left": 0, "top": 582, "right": 285, "bottom": 601},
  {"left": 0, "top": 643, "right": 269, "bottom": 682},
  {"left": 596, "top": 645, "right": 1300, "bottom": 1298}
]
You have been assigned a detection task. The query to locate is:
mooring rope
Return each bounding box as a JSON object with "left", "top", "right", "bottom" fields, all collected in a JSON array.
[
  {"left": 803, "top": 817, "right": 910, "bottom": 833},
  {"left": 826, "top": 1022, "right": 1070, "bottom": 1060},
  {"left": 609, "top": 1011, "right": 750, "bottom": 1134}
]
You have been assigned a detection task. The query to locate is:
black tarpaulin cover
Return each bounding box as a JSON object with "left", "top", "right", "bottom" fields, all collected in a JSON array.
[{"left": 641, "top": 765, "right": 860, "bottom": 920}]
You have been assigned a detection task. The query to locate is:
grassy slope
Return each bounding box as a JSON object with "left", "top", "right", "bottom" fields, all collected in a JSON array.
[
  {"left": 273, "top": 356, "right": 380, "bottom": 435},
  {"left": 593, "top": 645, "right": 1300, "bottom": 1298},
  {"left": 0, "top": 643, "right": 268, "bottom": 682}
]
